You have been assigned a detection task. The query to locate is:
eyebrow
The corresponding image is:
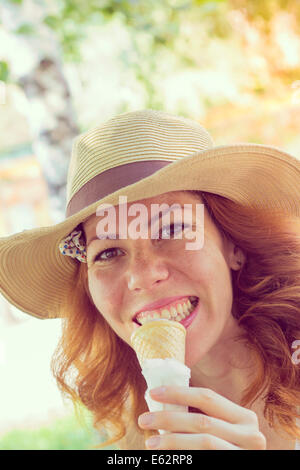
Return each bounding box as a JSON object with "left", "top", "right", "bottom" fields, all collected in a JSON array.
[{"left": 86, "top": 203, "right": 185, "bottom": 247}]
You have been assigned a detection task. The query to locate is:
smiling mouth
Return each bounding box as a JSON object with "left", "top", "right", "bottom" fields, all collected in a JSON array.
[{"left": 134, "top": 296, "right": 199, "bottom": 325}]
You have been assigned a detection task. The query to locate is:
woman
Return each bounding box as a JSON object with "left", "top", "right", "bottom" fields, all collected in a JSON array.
[{"left": 0, "top": 109, "right": 299, "bottom": 450}]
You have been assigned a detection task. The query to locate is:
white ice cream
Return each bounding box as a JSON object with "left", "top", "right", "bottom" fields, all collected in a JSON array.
[{"left": 141, "top": 358, "right": 191, "bottom": 435}]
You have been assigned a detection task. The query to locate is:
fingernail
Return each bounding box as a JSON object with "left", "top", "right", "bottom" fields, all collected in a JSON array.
[
  {"left": 138, "top": 413, "right": 154, "bottom": 426},
  {"left": 146, "top": 436, "right": 160, "bottom": 449},
  {"left": 151, "top": 386, "right": 166, "bottom": 396}
]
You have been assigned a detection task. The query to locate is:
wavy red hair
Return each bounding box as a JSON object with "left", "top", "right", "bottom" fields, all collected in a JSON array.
[{"left": 51, "top": 190, "right": 300, "bottom": 447}]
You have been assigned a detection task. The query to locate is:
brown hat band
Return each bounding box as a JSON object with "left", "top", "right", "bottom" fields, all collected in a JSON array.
[{"left": 66, "top": 160, "right": 172, "bottom": 217}]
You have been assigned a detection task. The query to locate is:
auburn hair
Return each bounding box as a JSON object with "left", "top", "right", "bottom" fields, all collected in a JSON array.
[{"left": 51, "top": 191, "right": 300, "bottom": 448}]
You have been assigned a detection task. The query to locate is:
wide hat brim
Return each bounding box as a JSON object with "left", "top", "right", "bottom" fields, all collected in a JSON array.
[{"left": 0, "top": 143, "right": 299, "bottom": 319}]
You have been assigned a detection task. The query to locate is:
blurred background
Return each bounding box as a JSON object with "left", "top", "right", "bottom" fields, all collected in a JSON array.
[{"left": 0, "top": 0, "right": 300, "bottom": 450}]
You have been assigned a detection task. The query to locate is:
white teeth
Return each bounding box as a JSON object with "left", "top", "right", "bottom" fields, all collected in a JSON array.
[
  {"left": 182, "top": 303, "right": 189, "bottom": 314},
  {"left": 136, "top": 297, "right": 197, "bottom": 325},
  {"left": 161, "top": 309, "right": 170, "bottom": 319},
  {"left": 177, "top": 304, "right": 184, "bottom": 315},
  {"left": 170, "top": 306, "right": 177, "bottom": 317}
]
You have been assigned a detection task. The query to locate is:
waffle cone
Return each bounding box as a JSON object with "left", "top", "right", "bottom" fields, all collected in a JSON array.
[{"left": 130, "top": 319, "right": 186, "bottom": 366}]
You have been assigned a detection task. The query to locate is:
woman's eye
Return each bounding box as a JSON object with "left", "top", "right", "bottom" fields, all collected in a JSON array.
[
  {"left": 90, "top": 224, "right": 194, "bottom": 262},
  {"left": 93, "top": 247, "right": 123, "bottom": 262}
]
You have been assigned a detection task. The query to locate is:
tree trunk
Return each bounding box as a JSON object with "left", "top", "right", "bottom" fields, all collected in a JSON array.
[{"left": 1, "top": 0, "right": 79, "bottom": 223}]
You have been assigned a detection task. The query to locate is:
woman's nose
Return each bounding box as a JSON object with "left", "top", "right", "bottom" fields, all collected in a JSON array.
[{"left": 126, "top": 249, "right": 169, "bottom": 291}]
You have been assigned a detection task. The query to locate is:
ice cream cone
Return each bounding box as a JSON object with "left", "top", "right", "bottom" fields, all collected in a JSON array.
[
  {"left": 130, "top": 319, "right": 186, "bottom": 366},
  {"left": 131, "top": 319, "right": 191, "bottom": 435}
]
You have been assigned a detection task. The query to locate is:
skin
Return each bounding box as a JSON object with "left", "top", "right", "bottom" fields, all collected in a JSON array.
[{"left": 83, "top": 191, "right": 269, "bottom": 450}]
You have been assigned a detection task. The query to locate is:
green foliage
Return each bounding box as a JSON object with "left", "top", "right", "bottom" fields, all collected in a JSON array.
[
  {"left": 6, "top": 0, "right": 23, "bottom": 4},
  {"left": 199, "top": 2, "right": 231, "bottom": 38},
  {"left": 4, "top": 0, "right": 300, "bottom": 125},
  {"left": 0, "top": 61, "right": 9, "bottom": 82},
  {"left": 40, "top": 0, "right": 233, "bottom": 61},
  {"left": 15, "top": 23, "right": 35, "bottom": 35},
  {"left": 0, "top": 413, "right": 117, "bottom": 450},
  {"left": 43, "top": 15, "right": 60, "bottom": 30}
]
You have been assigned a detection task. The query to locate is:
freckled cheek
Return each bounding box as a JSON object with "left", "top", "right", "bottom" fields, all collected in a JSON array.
[
  {"left": 186, "top": 252, "right": 232, "bottom": 305},
  {"left": 88, "top": 270, "right": 121, "bottom": 317},
  {"left": 202, "top": 262, "right": 233, "bottom": 313},
  {"left": 182, "top": 251, "right": 214, "bottom": 282}
]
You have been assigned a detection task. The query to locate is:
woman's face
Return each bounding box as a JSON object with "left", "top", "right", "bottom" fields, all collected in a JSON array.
[{"left": 83, "top": 191, "right": 243, "bottom": 368}]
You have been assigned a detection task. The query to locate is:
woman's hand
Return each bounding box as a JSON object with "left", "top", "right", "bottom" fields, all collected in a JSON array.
[{"left": 138, "top": 386, "right": 266, "bottom": 450}]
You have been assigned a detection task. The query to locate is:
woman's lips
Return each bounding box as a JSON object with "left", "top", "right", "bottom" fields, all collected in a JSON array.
[{"left": 133, "top": 297, "right": 199, "bottom": 326}]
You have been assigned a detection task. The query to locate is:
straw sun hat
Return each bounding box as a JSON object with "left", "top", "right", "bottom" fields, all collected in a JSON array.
[{"left": 0, "top": 109, "right": 299, "bottom": 320}]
